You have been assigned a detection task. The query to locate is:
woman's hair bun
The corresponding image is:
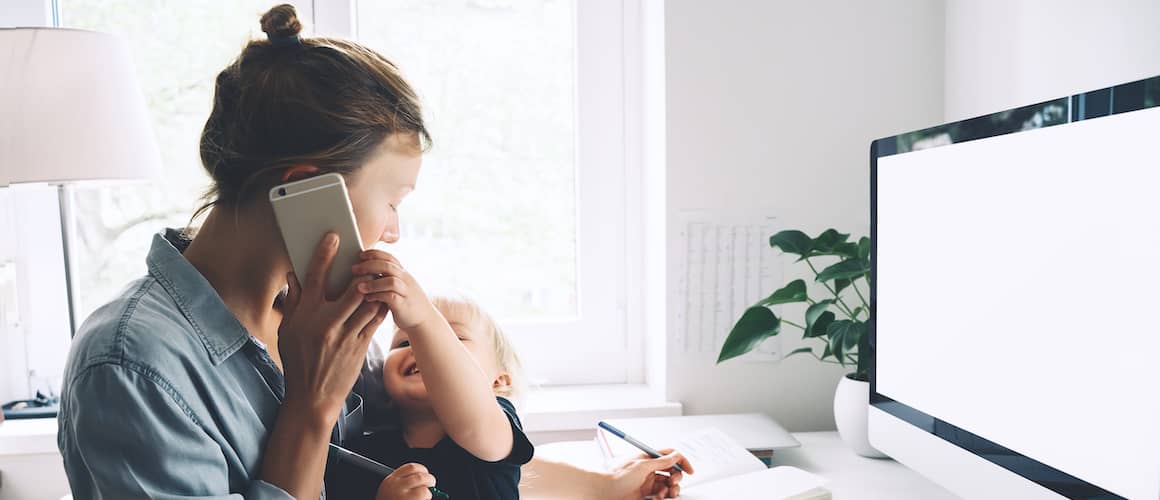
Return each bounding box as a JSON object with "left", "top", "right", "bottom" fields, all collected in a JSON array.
[{"left": 260, "top": 4, "right": 303, "bottom": 38}]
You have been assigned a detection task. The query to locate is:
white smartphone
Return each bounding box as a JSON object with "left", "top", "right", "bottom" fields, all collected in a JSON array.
[{"left": 269, "top": 172, "right": 365, "bottom": 299}]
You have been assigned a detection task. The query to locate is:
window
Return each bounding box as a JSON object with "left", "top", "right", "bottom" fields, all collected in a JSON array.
[
  {"left": 352, "top": 0, "right": 636, "bottom": 384},
  {"left": 3, "top": 0, "right": 645, "bottom": 393},
  {"left": 355, "top": 0, "right": 579, "bottom": 322},
  {"left": 58, "top": 0, "right": 313, "bottom": 324}
]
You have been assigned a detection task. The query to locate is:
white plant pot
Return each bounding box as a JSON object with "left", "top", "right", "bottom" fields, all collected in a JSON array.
[{"left": 833, "top": 373, "right": 887, "bottom": 458}]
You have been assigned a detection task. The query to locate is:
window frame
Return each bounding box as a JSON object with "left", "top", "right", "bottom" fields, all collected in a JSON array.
[
  {"left": 338, "top": 0, "right": 644, "bottom": 385},
  {"left": 1, "top": 0, "right": 649, "bottom": 393}
]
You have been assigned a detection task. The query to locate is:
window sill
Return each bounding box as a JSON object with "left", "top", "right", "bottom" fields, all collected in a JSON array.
[
  {"left": 0, "top": 417, "right": 58, "bottom": 456},
  {"left": 520, "top": 384, "right": 682, "bottom": 435}
]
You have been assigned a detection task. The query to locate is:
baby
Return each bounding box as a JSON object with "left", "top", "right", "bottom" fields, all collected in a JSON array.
[{"left": 332, "top": 288, "right": 532, "bottom": 500}]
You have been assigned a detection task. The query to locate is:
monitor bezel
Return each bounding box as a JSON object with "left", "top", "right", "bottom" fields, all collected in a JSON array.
[{"left": 869, "top": 74, "right": 1160, "bottom": 500}]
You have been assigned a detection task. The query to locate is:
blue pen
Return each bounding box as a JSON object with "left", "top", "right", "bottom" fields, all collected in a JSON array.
[
  {"left": 329, "top": 443, "right": 451, "bottom": 499},
  {"left": 597, "top": 421, "right": 687, "bottom": 474}
]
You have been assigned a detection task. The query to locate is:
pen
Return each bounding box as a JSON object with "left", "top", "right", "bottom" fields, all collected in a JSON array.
[
  {"left": 597, "top": 421, "right": 687, "bottom": 474},
  {"left": 328, "top": 443, "right": 451, "bottom": 499}
]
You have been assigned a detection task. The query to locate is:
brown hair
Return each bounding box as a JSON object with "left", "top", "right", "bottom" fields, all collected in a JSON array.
[{"left": 192, "top": 3, "right": 430, "bottom": 223}]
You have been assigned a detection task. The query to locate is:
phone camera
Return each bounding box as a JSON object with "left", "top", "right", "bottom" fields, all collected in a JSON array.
[{"left": 277, "top": 188, "right": 286, "bottom": 196}]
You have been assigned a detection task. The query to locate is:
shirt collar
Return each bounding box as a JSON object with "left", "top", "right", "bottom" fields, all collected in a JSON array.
[{"left": 146, "top": 228, "right": 250, "bottom": 365}]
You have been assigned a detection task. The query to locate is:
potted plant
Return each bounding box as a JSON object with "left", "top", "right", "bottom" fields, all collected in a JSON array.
[{"left": 716, "top": 228, "right": 885, "bottom": 457}]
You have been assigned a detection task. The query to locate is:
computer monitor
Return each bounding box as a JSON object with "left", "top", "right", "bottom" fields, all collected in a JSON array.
[{"left": 869, "top": 75, "right": 1160, "bottom": 500}]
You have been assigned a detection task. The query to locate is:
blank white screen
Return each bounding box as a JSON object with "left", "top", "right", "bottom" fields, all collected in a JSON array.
[{"left": 877, "top": 106, "right": 1160, "bottom": 500}]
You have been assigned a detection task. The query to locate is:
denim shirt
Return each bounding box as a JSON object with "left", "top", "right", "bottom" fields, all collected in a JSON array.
[{"left": 57, "top": 229, "right": 382, "bottom": 499}]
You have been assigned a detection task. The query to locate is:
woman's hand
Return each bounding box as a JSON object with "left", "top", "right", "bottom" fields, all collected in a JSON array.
[
  {"left": 352, "top": 249, "right": 439, "bottom": 330},
  {"left": 603, "top": 449, "right": 693, "bottom": 500},
  {"left": 262, "top": 233, "right": 389, "bottom": 498},
  {"left": 376, "top": 463, "right": 437, "bottom": 500},
  {"left": 278, "top": 233, "right": 389, "bottom": 424}
]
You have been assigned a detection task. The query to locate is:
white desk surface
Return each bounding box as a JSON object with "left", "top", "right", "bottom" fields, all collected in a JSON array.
[
  {"left": 537, "top": 431, "right": 959, "bottom": 500},
  {"left": 774, "top": 432, "right": 957, "bottom": 500}
]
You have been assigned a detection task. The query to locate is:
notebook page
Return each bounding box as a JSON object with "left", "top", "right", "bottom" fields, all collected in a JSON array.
[
  {"left": 670, "top": 428, "right": 767, "bottom": 487},
  {"left": 681, "top": 466, "right": 830, "bottom": 500}
]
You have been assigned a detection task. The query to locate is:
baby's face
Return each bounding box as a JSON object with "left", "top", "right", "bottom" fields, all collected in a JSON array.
[{"left": 383, "top": 308, "right": 503, "bottom": 408}]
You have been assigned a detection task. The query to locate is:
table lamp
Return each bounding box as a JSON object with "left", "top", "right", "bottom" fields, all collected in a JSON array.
[{"left": 0, "top": 27, "right": 161, "bottom": 336}]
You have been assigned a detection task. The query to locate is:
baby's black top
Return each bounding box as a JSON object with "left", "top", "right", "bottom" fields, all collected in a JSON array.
[{"left": 326, "top": 396, "right": 534, "bottom": 500}]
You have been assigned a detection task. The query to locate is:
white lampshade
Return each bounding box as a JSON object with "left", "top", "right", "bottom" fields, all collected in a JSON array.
[{"left": 0, "top": 27, "right": 160, "bottom": 186}]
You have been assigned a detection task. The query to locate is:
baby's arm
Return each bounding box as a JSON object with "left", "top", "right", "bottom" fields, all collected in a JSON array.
[{"left": 353, "top": 250, "right": 514, "bottom": 461}]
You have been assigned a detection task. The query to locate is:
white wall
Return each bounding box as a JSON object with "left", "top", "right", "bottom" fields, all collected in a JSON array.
[
  {"left": 664, "top": 0, "right": 946, "bottom": 431},
  {"left": 945, "top": 0, "right": 1160, "bottom": 121}
]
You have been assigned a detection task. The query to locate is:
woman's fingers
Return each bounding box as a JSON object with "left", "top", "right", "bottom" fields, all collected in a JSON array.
[
  {"left": 332, "top": 275, "right": 372, "bottom": 317},
  {"left": 358, "top": 303, "right": 390, "bottom": 340},
  {"left": 655, "top": 470, "right": 682, "bottom": 491},
  {"left": 304, "top": 232, "right": 339, "bottom": 295},
  {"left": 345, "top": 299, "right": 381, "bottom": 332},
  {"left": 654, "top": 481, "right": 679, "bottom": 499},
  {"left": 638, "top": 450, "right": 691, "bottom": 476},
  {"left": 654, "top": 448, "right": 694, "bottom": 475}
]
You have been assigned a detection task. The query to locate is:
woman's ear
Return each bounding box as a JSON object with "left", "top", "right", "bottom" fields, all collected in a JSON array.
[
  {"left": 492, "top": 373, "right": 513, "bottom": 397},
  {"left": 281, "top": 164, "right": 321, "bottom": 183}
]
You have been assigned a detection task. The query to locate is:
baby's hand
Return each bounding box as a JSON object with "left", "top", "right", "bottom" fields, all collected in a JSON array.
[
  {"left": 375, "top": 463, "right": 436, "bottom": 500},
  {"left": 352, "top": 250, "right": 439, "bottom": 330}
]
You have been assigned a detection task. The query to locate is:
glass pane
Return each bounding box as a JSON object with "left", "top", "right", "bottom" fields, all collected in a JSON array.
[
  {"left": 59, "top": 1, "right": 307, "bottom": 321},
  {"left": 357, "top": 0, "right": 578, "bottom": 321}
]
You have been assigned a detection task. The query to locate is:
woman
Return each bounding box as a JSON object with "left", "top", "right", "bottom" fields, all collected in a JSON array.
[
  {"left": 57, "top": 3, "right": 420, "bottom": 497},
  {"left": 57, "top": 4, "right": 686, "bottom": 499}
]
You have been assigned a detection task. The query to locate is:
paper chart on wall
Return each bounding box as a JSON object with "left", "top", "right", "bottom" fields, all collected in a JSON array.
[{"left": 674, "top": 212, "right": 781, "bottom": 361}]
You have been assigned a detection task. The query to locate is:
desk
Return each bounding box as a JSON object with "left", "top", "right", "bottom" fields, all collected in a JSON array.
[
  {"left": 537, "top": 431, "right": 958, "bottom": 500},
  {"left": 2, "top": 420, "right": 958, "bottom": 500},
  {"left": 774, "top": 432, "right": 956, "bottom": 499}
]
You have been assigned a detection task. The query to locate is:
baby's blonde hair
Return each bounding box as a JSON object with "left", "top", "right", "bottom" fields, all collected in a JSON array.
[{"left": 431, "top": 295, "right": 526, "bottom": 403}]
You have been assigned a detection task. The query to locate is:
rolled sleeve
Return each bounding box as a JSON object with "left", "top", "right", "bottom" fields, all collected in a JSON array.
[{"left": 58, "top": 363, "right": 294, "bottom": 500}]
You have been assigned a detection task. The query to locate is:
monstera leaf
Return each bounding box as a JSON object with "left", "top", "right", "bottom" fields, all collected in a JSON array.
[
  {"left": 825, "top": 320, "right": 857, "bottom": 366},
  {"left": 758, "top": 279, "right": 809, "bottom": 306},
  {"left": 769, "top": 230, "right": 813, "bottom": 259},
  {"left": 804, "top": 301, "right": 835, "bottom": 338},
  {"left": 816, "top": 259, "right": 870, "bottom": 284},
  {"left": 717, "top": 306, "right": 780, "bottom": 364}
]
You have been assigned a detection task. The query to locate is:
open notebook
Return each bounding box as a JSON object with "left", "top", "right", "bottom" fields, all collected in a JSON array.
[{"left": 598, "top": 427, "right": 830, "bottom": 499}]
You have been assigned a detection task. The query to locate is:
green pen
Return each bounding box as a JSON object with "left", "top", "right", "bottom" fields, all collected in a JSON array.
[{"left": 329, "top": 443, "right": 451, "bottom": 499}]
